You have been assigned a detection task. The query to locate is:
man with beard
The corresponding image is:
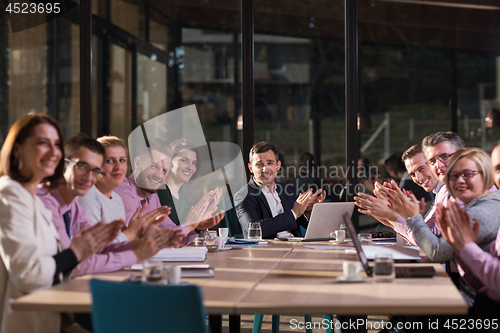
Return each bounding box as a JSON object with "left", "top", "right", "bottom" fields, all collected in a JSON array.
[{"left": 115, "top": 138, "right": 223, "bottom": 245}]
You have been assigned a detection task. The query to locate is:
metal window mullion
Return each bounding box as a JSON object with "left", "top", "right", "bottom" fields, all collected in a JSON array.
[{"left": 80, "top": 0, "right": 93, "bottom": 135}]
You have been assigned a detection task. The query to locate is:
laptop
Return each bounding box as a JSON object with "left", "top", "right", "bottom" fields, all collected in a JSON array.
[
  {"left": 343, "top": 213, "right": 436, "bottom": 278},
  {"left": 278, "top": 202, "right": 355, "bottom": 242}
]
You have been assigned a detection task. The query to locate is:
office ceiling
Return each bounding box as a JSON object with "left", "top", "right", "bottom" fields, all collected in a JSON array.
[{"left": 145, "top": 0, "right": 500, "bottom": 51}]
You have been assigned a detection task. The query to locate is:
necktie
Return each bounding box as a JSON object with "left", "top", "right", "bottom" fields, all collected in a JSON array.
[{"left": 63, "top": 211, "right": 71, "bottom": 237}]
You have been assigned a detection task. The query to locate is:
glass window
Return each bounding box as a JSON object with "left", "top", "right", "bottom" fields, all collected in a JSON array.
[
  {"left": 149, "top": 9, "right": 168, "bottom": 51},
  {"left": 110, "top": 0, "right": 143, "bottom": 38},
  {"left": 137, "top": 54, "right": 167, "bottom": 124},
  {"left": 110, "top": 44, "right": 132, "bottom": 140},
  {"left": 180, "top": 27, "right": 241, "bottom": 145},
  {"left": 7, "top": 23, "right": 47, "bottom": 125},
  {"left": 254, "top": 0, "right": 346, "bottom": 199},
  {"left": 92, "top": 0, "right": 104, "bottom": 16},
  {"left": 358, "top": 0, "right": 500, "bottom": 172}
]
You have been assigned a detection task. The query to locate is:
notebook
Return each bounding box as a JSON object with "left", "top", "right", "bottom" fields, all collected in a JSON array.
[
  {"left": 343, "top": 213, "right": 436, "bottom": 278},
  {"left": 150, "top": 247, "right": 207, "bottom": 262}
]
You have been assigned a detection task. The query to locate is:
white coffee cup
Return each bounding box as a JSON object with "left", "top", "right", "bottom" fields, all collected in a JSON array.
[
  {"left": 218, "top": 227, "right": 229, "bottom": 238},
  {"left": 163, "top": 266, "right": 181, "bottom": 285},
  {"left": 335, "top": 230, "right": 346, "bottom": 242},
  {"left": 343, "top": 261, "right": 362, "bottom": 278},
  {"left": 217, "top": 236, "right": 227, "bottom": 249}
]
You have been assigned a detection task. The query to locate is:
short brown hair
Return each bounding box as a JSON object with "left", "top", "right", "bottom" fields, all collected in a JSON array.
[
  {"left": 402, "top": 142, "right": 424, "bottom": 161},
  {"left": 445, "top": 148, "right": 494, "bottom": 199},
  {"left": 65, "top": 133, "right": 105, "bottom": 159},
  {"left": 0, "top": 114, "right": 65, "bottom": 189},
  {"left": 97, "top": 135, "right": 128, "bottom": 156},
  {"left": 249, "top": 141, "right": 279, "bottom": 163}
]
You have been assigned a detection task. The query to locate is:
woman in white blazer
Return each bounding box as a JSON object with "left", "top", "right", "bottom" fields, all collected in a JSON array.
[{"left": 0, "top": 114, "right": 121, "bottom": 333}]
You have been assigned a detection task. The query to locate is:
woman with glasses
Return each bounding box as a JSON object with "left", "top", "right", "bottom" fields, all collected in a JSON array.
[
  {"left": 79, "top": 136, "right": 170, "bottom": 241},
  {"left": 381, "top": 148, "right": 500, "bottom": 333},
  {"left": 0, "top": 115, "right": 120, "bottom": 333},
  {"left": 387, "top": 148, "right": 500, "bottom": 263}
]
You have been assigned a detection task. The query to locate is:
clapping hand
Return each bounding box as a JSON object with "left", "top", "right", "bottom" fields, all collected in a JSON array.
[
  {"left": 132, "top": 228, "right": 186, "bottom": 261},
  {"left": 70, "top": 219, "right": 124, "bottom": 261},
  {"left": 385, "top": 180, "right": 420, "bottom": 219},
  {"left": 292, "top": 189, "right": 313, "bottom": 217},
  {"left": 124, "top": 202, "right": 171, "bottom": 240},
  {"left": 354, "top": 192, "right": 399, "bottom": 228},
  {"left": 436, "top": 200, "right": 479, "bottom": 254},
  {"left": 191, "top": 210, "right": 226, "bottom": 231},
  {"left": 305, "top": 189, "right": 326, "bottom": 212}
]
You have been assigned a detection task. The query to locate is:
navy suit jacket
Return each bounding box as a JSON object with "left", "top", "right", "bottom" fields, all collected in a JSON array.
[{"left": 234, "top": 178, "right": 308, "bottom": 239}]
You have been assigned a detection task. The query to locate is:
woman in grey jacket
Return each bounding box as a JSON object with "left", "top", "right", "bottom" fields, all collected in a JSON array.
[
  {"left": 387, "top": 148, "right": 500, "bottom": 263},
  {"left": 382, "top": 148, "right": 500, "bottom": 333}
]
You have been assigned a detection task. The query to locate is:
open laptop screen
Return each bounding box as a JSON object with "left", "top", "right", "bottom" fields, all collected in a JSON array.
[{"left": 343, "top": 213, "right": 373, "bottom": 276}]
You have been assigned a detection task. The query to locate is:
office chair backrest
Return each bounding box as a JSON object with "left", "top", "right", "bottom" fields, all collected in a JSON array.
[{"left": 90, "top": 279, "right": 210, "bottom": 333}]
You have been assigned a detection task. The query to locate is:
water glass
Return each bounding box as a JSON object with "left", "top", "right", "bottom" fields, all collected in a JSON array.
[
  {"left": 358, "top": 233, "right": 373, "bottom": 245},
  {"left": 205, "top": 230, "right": 219, "bottom": 252},
  {"left": 141, "top": 260, "right": 163, "bottom": 284},
  {"left": 373, "top": 254, "right": 395, "bottom": 282},
  {"left": 335, "top": 230, "right": 346, "bottom": 242},
  {"left": 248, "top": 222, "right": 262, "bottom": 240}
]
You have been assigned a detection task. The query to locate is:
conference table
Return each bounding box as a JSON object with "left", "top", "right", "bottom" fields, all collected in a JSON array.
[{"left": 12, "top": 240, "right": 468, "bottom": 331}]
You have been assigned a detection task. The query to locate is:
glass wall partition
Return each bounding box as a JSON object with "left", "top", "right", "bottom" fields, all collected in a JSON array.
[
  {"left": 253, "top": 1, "right": 346, "bottom": 203},
  {"left": 358, "top": 0, "right": 500, "bottom": 176},
  {"left": 2, "top": 0, "right": 500, "bottom": 207}
]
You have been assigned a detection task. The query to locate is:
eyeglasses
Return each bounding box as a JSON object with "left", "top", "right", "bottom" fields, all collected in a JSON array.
[
  {"left": 427, "top": 153, "right": 454, "bottom": 166},
  {"left": 65, "top": 158, "right": 105, "bottom": 180},
  {"left": 447, "top": 170, "right": 482, "bottom": 182},
  {"left": 371, "top": 231, "right": 395, "bottom": 239}
]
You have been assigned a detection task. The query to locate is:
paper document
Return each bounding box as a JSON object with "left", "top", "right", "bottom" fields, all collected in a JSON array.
[
  {"left": 360, "top": 245, "right": 421, "bottom": 260},
  {"left": 228, "top": 239, "right": 268, "bottom": 245},
  {"left": 151, "top": 247, "right": 208, "bottom": 262},
  {"left": 127, "top": 266, "right": 214, "bottom": 278},
  {"left": 304, "top": 245, "right": 352, "bottom": 250}
]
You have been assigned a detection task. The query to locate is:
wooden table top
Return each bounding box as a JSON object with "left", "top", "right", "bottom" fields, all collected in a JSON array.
[{"left": 12, "top": 241, "right": 468, "bottom": 316}]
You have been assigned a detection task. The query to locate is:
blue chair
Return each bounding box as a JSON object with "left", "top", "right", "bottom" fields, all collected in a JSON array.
[{"left": 90, "top": 279, "right": 210, "bottom": 333}]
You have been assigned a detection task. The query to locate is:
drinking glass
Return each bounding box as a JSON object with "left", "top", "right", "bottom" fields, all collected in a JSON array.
[
  {"left": 358, "top": 233, "right": 373, "bottom": 245},
  {"left": 141, "top": 260, "right": 163, "bottom": 284},
  {"left": 248, "top": 222, "right": 262, "bottom": 240},
  {"left": 373, "top": 254, "right": 395, "bottom": 282},
  {"left": 204, "top": 230, "right": 219, "bottom": 252}
]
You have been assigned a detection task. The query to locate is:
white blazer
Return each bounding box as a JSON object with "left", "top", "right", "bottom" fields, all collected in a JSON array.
[{"left": 0, "top": 176, "right": 61, "bottom": 333}]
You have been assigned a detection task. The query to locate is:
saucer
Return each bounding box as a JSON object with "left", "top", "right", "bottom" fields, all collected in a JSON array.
[
  {"left": 336, "top": 275, "right": 366, "bottom": 283},
  {"left": 219, "top": 246, "right": 232, "bottom": 251}
]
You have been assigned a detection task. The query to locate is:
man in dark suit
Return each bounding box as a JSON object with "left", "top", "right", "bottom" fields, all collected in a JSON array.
[{"left": 234, "top": 142, "right": 324, "bottom": 239}]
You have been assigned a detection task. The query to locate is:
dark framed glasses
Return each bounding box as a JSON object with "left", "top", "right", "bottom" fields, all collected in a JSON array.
[
  {"left": 65, "top": 158, "right": 105, "bottom": 180},
  {"left": 447, "top": 170, "right": 482, "bottom": 182}
]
